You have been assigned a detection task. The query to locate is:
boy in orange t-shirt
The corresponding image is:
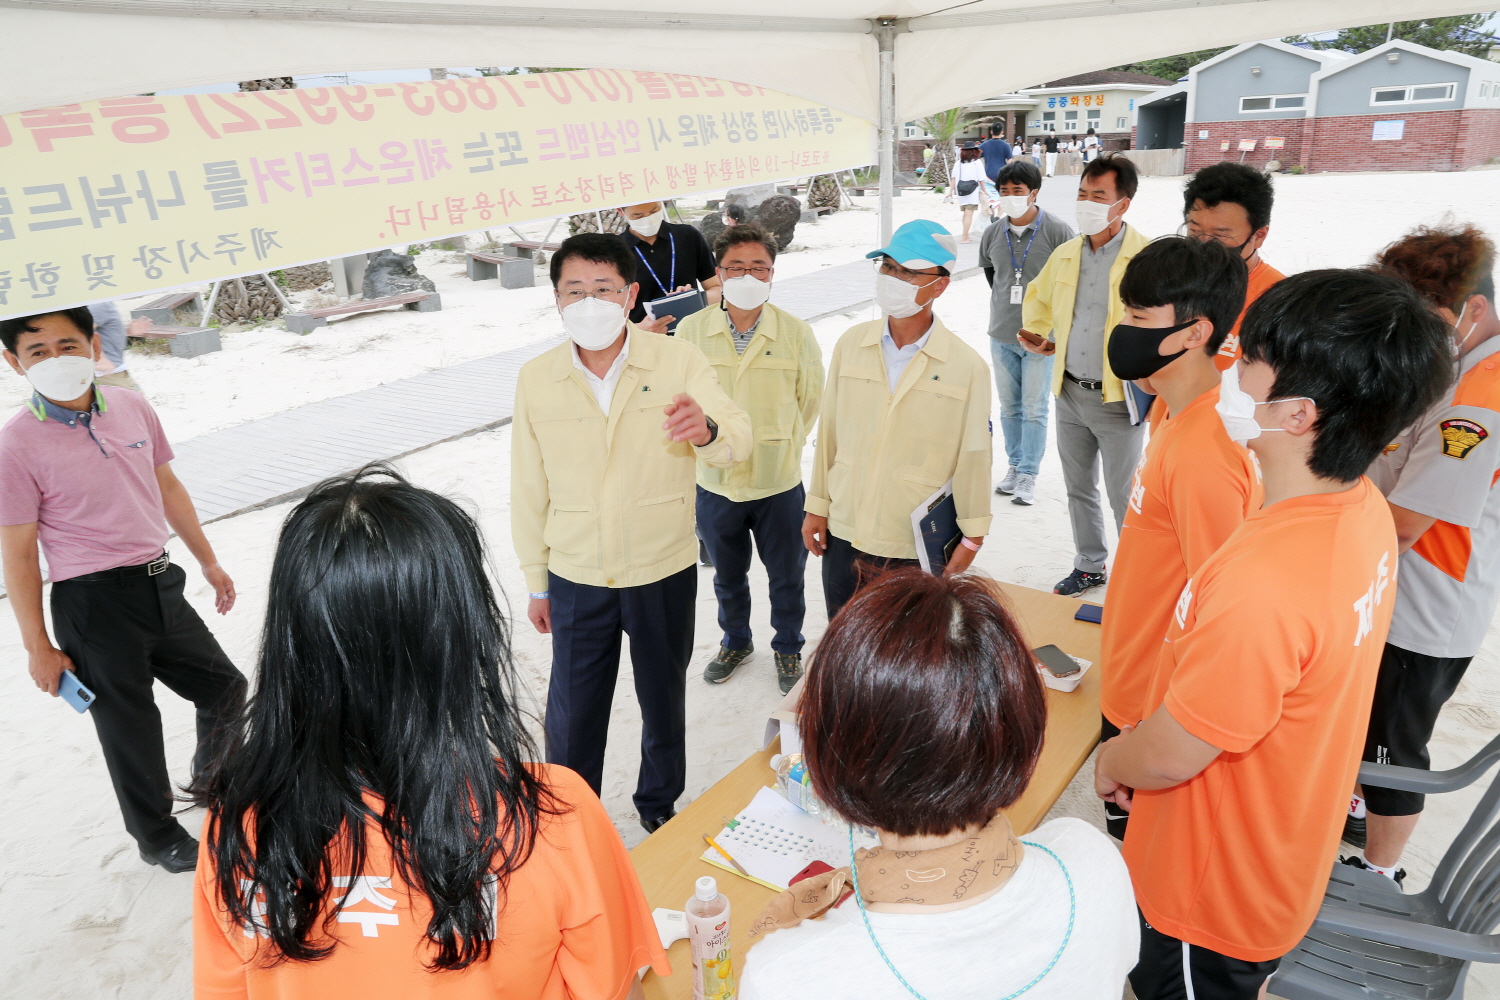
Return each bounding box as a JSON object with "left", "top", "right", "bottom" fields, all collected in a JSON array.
[
  {"left": 1097, "top": 236, "right": 1261, "bottom": 840},
  {"left": 1094, "top": 270, "right": 1454, "bottom": 1000}
]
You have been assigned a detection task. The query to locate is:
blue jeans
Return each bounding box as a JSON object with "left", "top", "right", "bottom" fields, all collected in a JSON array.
[{"left": 991, "top": 339, "right": 1054, "bottom": 477}]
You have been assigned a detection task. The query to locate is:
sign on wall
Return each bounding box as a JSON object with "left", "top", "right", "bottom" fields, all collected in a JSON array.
[
  {"left": 1263, "top": 137, "right": 1286, "bottom": 149},
  {"left": 0, "top": 71, "right": 876, "bottom": 319},
  {"left": 1237, "top": 139, "right": 1258, "bottom": 151},
  {"left": 1372, "top": 120, "right": 1406, "bottom": 141}
]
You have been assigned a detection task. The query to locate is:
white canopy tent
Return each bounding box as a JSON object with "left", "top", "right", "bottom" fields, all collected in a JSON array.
[{"left": 2, "top": 0, "right": 1494, "bottom": 240}]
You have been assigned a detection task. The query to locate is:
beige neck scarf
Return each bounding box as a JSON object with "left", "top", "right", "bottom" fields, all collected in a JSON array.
[{"left": 749, "top": 812, "right": 1023, "bottom": 939}]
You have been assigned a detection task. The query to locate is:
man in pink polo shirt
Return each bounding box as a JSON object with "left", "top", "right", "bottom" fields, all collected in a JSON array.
[{"left": 0, "top": 308, "right": 246, "bottom": 874}]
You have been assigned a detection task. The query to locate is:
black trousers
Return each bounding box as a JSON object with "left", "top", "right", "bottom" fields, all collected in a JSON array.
[
  {"left": 51, "top": 563, "right": 246, "bottom": 852},
  {"left": 821, "top": 532, "right": 919, "bottom": 621},
  {"left": 544, "top": 566, "right": 695, "bottom": 821},
  {"left": 1362, "top": 642, "right": 1474, "bottom": 816},
  {"left": 1131, "top": 910, "right": 1281, "bottom": 1000},
  {"left": 696, "top": 484, "right": 808, "bottom": 655}
]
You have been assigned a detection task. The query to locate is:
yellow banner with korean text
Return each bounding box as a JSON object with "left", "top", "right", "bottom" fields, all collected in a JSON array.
[{"left": 0, "top": 71, "right": 875, "bottom": 319}]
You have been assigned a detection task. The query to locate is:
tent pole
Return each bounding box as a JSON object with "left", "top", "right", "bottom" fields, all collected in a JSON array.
[{"left": 874, "top": 19, "right": 898, "bottom": 245}]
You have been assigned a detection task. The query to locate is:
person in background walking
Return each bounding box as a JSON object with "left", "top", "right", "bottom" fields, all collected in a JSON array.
[
  {"left": 1083, "top": 129, "right": 1101, "bottom": 163},
  {"left": 979, "top": 126, "right": 1013, "bottom": 188},
  {"left": 1019, "top": 154, "right": 1150, "bottom": 596},
  {"left": 954, "top": 143, "right": 989, "bottom": 244},
  {"left": 1045, "top": 131, "right": 1060, "bottom": 177},
  {"left": 1030, "top": 136, "right": 1044, "bottom": 168},
  {"left": 0, "top": 308, "right": 246, "bottom": 874},
  {"left": 88, "top": 302, "right": 147, "bottom": 392},
  {"left": 981, "top": 160, "right": 1076, "bottom": 507},
  {"left": 676, "top": 223, "right": 824, "bottom": 695}
]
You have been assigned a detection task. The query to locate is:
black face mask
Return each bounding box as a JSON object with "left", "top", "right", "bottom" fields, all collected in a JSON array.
[{"left": 1107, "top": 319, "right": 1197, "bottom": 380}]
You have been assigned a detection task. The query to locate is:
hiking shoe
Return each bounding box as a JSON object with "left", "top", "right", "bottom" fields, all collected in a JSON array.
[
  {"left": 140, "top": 834, "right": 199, "bottom": 874},
  {"left": 1341, "top": 854, "right": 1405, "bottom": 889},
  {"left": 1010, "top": 473, "right": 1037, "bottom": 506},
  {"left": 995, "top": 466, "right": 1019, "bottom": 495},
  {"left": 775, "top": 652, "right": 803, "bottom": 695},
  {"left": 1054, "top": 570, "right": 1106, "bottom": 596},
  {"left": 1343, "top": 812, "right": 1367, "bottom": 849},
  {"left": 704, "top": 643, "right": 753, "bottom": 684}
]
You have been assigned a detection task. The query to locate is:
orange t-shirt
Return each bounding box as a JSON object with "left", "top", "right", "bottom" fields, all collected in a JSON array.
[
  {"left": 194, "top": 765, "right": 670, "bottom": 1000},
  {"left": 1100, "top": 386, "right": 1262, "bottom": 729},
  {"left": 1123, "top": 478, "right": 1395, "bottom": 962},
  {"left": 1213, "top": 258, "right": 1287, "bottom": 372}
]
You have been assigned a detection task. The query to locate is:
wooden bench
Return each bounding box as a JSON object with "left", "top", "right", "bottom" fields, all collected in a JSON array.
[
  {"left": 798, "top": 205, "right": 835, "bottom": 224},
  {"left": 502, "top": 240, "right": 563, "bottom": 259},
  {"left": 848, "top": 184, "right": 934, "bottom": 197},
  {"left": 283, "top": 292, "right": 442, "bottom": 334},
  {"left": 134, "top": 324, "right": 221, "bottom": 358},
  {"left": 466, "top": 252, "right": 535, "bottom": 288},
  {"left": 130, "top": 291, "right": 203, "bottom": 326}
]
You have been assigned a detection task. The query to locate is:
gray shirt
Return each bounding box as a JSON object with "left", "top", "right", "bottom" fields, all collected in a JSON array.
[
  {"left": 1064, "top": 224, "right": 1127, "bottom": 381},
  {"left": 980, "top": 208, "right": 1076, "bottom": 345},
  {"left": 87, "top": 302, "right": 127, "bottom": 371}
]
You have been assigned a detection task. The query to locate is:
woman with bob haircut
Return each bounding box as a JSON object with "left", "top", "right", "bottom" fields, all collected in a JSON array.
[
  {"left": 191, "top": 465, "right": 668, "bottom": 999},
  {"left": 740, "top": 568, "right": 1136, "bottom": 999}
]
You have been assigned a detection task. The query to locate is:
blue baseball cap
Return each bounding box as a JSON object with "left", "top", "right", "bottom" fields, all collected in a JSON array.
[{"left": 866, "top": 219, "right": 958, "bottom": 271}]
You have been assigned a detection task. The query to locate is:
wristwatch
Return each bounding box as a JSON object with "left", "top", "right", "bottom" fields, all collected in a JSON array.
[{"left": 699, "top": 416, "right": 719, "bottom": 446}]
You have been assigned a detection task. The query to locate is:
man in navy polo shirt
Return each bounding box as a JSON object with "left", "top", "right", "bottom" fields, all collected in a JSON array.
[{"left": 0, "top": 308, "right": 245, "bottom": 874}]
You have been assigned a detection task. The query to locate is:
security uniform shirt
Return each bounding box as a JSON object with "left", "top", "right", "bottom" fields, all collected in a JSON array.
[
  {"left": 806, "top": 317, "right": 992, "bottom": 559},
  {"left": 622, "top": 222, "right": 717, "bottom": 325},
  {"left": 1370, "top": 337, "right": 1500, "bottom": 658},
  {"left": 510, "top": 325, "right": 751, "bottom": 593},
  {"left": 675, "top": 302, "right": 823, "bottom": 502}
]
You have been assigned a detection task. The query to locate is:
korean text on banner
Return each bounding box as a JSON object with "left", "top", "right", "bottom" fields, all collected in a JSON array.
[{"left": 0, "top": 71, "right": 877, "bottom": 318}]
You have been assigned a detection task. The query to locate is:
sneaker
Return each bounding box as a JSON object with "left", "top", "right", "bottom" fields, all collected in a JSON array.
[
  {"left": 995, "top": 466, "right": 1019, "bottom": 495},
  {"left": 704, "top": 643, "right": 753, "bottom": 684},
  {"left": 1010, "top": 473, "right": 1037, "bottom": 506},
  {"left": 1343, "top": 812, "right": 1367, "bottom": 849},
  {"left": 1341, "top": 854, "right": 1406, "bottom": 888},
  {"left": 775, "top": 652, "right": 803, "bottom": 695},
  {"left": 1054, "top": 569, "right": 1106, "bottom": 596}
]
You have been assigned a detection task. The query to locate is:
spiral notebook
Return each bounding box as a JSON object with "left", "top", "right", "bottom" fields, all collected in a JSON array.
[{"left": 700, "top": 786, "right": 877, "bottom": 891}]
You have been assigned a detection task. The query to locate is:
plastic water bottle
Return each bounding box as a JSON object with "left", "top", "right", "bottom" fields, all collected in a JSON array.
[{"left": 686, "top": 875, "right": 736, "bottom": 1000}]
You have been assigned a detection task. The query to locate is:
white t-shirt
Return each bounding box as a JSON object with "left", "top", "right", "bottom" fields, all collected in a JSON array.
[
  {"left": 740, "top": 819, "right": 1138, "bottom": 1000},
  {"left": 954, "top": 159, "right": 987, "bottom": 206}
]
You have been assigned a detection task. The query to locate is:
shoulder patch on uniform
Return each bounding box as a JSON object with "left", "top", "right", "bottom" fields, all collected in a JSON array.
[{"left": 1440, "top": 418, "right": 1488, "bottom": 459}]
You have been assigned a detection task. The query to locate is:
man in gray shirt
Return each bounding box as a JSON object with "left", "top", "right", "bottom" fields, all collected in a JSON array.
[
  {"left": 980, "top": 160, "right": 1075, "bottom": 506},
  {"left": 1019, "top": 154, "right": 1150, "bottom": 596}
]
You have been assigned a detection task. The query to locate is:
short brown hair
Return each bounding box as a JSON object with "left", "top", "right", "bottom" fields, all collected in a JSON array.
[
  {"left": 713, "top": 222, "right": 779, "bottom": 263},
  {"left": 801, "top": 569, "right": 1047, "bottom": 837},
  {"left": 1376, "top": 222, "right": 1496, "bottom": 314}
]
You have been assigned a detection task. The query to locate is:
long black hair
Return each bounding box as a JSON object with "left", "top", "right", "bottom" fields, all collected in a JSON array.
[{"left": 193, "top": 464, "right": 556, "bottom": 971}]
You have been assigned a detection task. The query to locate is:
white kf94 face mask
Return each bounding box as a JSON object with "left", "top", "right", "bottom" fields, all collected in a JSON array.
[
  {"left": 721, "top": 274, "right": 771, "bottom": 311},
  {"left": 561, "top": 297, "right": 627, "bottom": 351},
  {"left": 24, "top": 355, "right": 96, "bottom": 402},
  {"left": 627, "top": 209, "right": 665, "bottom": 237},
  {"left": 875, "top": 273, "right": 931, "bottom": 319},
  {"left": 998, "top": 195, "right": 1034, "bottom": 220},
  {"left": 1074, "top": 198, "right": 1123, "bottom": 237},
  {"left": 1216, "top": 363, "right": 1312, "bottom": 446}
]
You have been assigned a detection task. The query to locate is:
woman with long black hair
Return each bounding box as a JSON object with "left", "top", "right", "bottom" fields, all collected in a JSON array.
[{"left": 192, "top": 465, "right": 667, "bottom": 998}]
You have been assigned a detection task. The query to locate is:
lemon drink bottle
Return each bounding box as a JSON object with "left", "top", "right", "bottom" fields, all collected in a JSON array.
[{"left": 686, "top": 875, "right": 736, "bottom": 1000}]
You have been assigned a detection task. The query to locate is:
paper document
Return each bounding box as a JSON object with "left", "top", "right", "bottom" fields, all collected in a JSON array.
[{"left": 700, "top": 786, "right": 877, "bottom": 891}]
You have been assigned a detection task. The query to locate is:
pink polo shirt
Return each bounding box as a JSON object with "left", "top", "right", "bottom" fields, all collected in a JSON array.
[{"left": 0, "top": 386, "right": 175, "bottom": 581}]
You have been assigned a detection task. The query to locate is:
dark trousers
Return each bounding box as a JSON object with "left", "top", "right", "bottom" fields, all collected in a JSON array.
[
  {"left": 50, "top": 563, "right": 246, "bottom": 852},
  {"left": 696, "top": 484, "right": 807, "bottom": 655},
  {"left": 821, "top": 532, "right": 920, "bottom": 621},
  {"left": 1100, "top": 715, "right": 1130, "bottom": 840},
  {"left": 544, "top": 566, "right": 696, "bottom": 821},
  {"left": 1362, "top": 642, "right": 1474, "bottom": 816},
  {"left": 1131, "top": 910, "right": 1281, "bottom": 1000}
]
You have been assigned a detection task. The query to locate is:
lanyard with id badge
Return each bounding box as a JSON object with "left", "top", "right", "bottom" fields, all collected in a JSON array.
[{"left": 1006, "top": 210, "right": 1040, "bottom": 305}]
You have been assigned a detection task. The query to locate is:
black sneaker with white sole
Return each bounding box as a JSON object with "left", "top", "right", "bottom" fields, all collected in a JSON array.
[
  {"left": 704, "top": 643, "right": 753, "bottom": 684},
  {"left": 1341, "top": 853, "right": 1405, "bottom": 889},
  {"left": 1054, "top": 569, "right": 1106, "bottom": 596}
]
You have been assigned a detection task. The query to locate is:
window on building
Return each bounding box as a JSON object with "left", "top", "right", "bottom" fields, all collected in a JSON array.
[
  {"left": 1371, "top": 82, "right": 1457, "bottom": 105},
  {"left": 1087, "top": 109, "right": 1101, "bottom": 119},
  {"left": 903, "top": 122, "right": 919, "bottom": 138},
  {"left": 1043, "top": 111, "right": 1056, "bottom": 121},
  {"left": 1065, "top": 121, "right": 1079, "bottom": 130},
  {"left": 1239, "top": 94, "right": 1306, "bottom": 113},
  {"left": 1064, "top": 110, "right": 1078, "bottom": 120},
  {"left": 1117, "top": 117, "right": 1128, "bottom": 129}
]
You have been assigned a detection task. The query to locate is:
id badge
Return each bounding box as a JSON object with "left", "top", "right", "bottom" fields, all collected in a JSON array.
[{"left": 1010, "top": 284, "right": 1023, "bottom": 305}]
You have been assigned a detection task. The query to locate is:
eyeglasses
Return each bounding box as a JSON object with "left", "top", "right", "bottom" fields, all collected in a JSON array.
[
  {"left": 1180, "top": 222, "right": 1252, "bottom": 251},
  {"left": 874, "top": 259, "right": 943, "bottom": 286},
  {"left": 555, "top": 285, "right": 631, "bottom": 303},
  {"left": 720, "top": 266, "right": 772, "bottom": 278}
]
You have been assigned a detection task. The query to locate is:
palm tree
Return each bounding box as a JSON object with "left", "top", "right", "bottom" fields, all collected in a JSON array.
[{"left": 916, "top": 108, "right": 983, "bottom": 188}]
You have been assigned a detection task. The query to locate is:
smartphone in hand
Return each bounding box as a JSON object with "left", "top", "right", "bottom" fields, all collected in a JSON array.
[{"left": 58, "top": 670, "right": 96, "bottom": 714}]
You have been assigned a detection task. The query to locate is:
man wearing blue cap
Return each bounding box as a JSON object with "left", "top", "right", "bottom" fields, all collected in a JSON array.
[{"left": 802, "top": 220, "right": 993, "bottom": 616}]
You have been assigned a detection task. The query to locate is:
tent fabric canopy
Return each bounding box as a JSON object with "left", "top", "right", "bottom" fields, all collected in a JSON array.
[{"left": 2, "top": 0, "right": 1495, "bottom": 122}]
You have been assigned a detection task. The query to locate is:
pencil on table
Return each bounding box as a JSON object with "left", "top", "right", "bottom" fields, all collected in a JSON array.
[{"left": 703, "top": 833, "right": 751, "bottom": 878}]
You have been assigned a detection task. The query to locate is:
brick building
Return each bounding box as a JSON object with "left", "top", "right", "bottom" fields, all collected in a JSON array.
[{"left": 1135, "top": 38, "right": 1500, "bottom": 172}]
